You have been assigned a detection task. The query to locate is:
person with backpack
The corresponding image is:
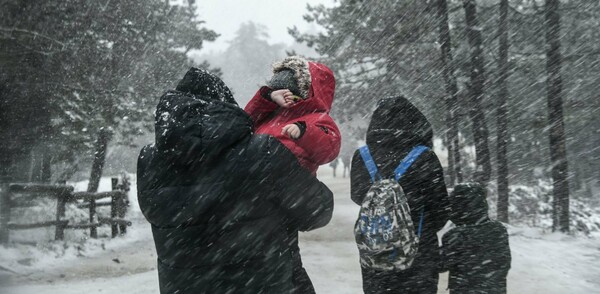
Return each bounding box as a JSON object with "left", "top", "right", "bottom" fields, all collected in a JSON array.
[
  {"left": 440, "top": 183, "right": 511, "bottom": 293},
  {"left": 351, "top": 96, "right": 450, "bottom": 293}
]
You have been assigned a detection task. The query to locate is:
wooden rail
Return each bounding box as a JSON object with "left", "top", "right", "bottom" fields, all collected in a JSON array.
[
  {"left": 9, "top": 184, "right": 73, "bottom": 195},
  {"left": 0, "top": 176, "right": 131, "bottom": 243}
]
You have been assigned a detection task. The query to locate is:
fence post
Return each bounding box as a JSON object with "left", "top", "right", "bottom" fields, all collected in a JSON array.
[
  {"left": 0, "top": 177, "right": 11, "bottom": 244},
  {"left": 119, "top": 175, "right": 129, "bottom": 235},
  {"left": 118, "top": 193, "right": 127, "bottom": 235},
  {"left": 111, "top": 177, "right": 119, "bottom": 238},
  {"left": 89, "top": 195, "right": 97, "bottom": 238},
  {"left": 55, "top": 188, "right": 68, "bottom": 241}
]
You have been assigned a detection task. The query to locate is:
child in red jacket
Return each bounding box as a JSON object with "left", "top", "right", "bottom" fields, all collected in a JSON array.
[{"left": 244, "top": 56, "right": 341, "bottom": 174}]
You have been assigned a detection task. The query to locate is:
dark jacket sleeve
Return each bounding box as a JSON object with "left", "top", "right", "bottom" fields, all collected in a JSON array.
[
  {"left": 267, "top": 137, "right": 334, "bottom": 232},
  {"left": 399, "top": 150, "right": 450, "bottom": 234},
  {"left": 244, "top": 86, "right": 278, "bottom": 126},
  {"left": 350, "top": 149, "right": 371, "bottom": 205},
  {"left": 136, "top": 145, "right": 165, "bottom": 225},
  {"left": 439, "top": 231, "right": 452, "bottom": 273},
  {"left": 426, "top": 151, "right": 451, "bottom": 233}
]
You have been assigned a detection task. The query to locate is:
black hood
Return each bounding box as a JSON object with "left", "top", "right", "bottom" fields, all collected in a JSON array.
[
  {"left": 450, "top": 183, "right": 490, "bottom": 225},
  {"left": 154, "top": 68, "right": 252, "bottom": 166},
  {"left": 366, "top": 96, "right": 433, "bottom": 152},
  {"left": 175, "top": 67, "right": 238, "bottom": 105}
]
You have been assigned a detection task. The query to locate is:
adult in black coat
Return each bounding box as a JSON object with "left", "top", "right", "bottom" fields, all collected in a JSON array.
[
  {"left": 137, "top": 68, "right": 334, "bottom": 294},
  {"left": 351, "top": 96, "right": 450, "bottom": 293},
  {"left": 441, "top": 183, "right": 511, "bottom": 293}
]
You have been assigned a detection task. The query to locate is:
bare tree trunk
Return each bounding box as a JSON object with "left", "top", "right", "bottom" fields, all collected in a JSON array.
[
  {"left": 30, "top": 149, "right": 52, "bottom": 183},
  {"left": 0, "top": 177, "right": 11, "bottom": 244},
  {"left": 41, "top": 151, "right": 52, "bottom": 183},
  {"left": 544, "top": 0, "right": 570, "bottom": 233},
  {"left": 87, "top": 127, "right": 113, "bottom": 238},
  {"left": 87, "top": 128, "right": 112, "bottom": 193},
  {"left": 437, "top": 0, "right": 463, "bottom": 186},
  {"left": 462, "top": 0, "right": 492, "bottom": 184},
  {"left": 496, "top": 0, "right": 510, "bottom": 223}
]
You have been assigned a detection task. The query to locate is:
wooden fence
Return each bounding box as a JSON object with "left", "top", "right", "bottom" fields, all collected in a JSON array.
[{"left": 0, "top": 177, "right": 131, "bottom": 244}]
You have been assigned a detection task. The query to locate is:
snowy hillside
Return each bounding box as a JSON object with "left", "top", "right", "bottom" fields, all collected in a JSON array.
[{"left": 1, "top": 170, "right": 599, "bottom": 294}]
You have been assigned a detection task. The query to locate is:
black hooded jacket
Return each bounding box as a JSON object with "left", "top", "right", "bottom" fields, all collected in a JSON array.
[
  {"left": 137, "top": 68, "right": 334, "bottom": 294},
  {"left": 441, "top": 183, "right": 511, "bottom": 293},
  {"left": 351, "top": 97, "right": 450, "bottom": 290}
]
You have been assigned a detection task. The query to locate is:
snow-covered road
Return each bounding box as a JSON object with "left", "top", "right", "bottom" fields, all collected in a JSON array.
[{"left": 1, "top": 170, "right": 599, "bottom": 294}]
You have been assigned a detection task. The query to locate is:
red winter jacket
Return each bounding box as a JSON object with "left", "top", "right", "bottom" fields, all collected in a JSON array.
[{"left": 244, "top": 61, "right": 341, "bottom": 174}]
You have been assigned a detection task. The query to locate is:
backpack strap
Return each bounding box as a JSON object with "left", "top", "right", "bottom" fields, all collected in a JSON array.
[
  {"left": 395, "top": 145, "right": 430, "bottom": 238},
  {"left": 358, "top": 146, "right": 381, "bottom": 182},
  {"left": 417, "top": 210, "right": 424, "bottom": 238},
  {"left": 394, "top": 145, "right": 430, "bottom": 181}
]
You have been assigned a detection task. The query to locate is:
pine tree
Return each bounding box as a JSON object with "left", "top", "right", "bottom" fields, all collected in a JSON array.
[
  {"left": 462, "top": 0, "right": 492, "bottom": 184},
  {"left": 496, "top": 0, "right": 511, "bottom": 223},
  {"left": 0, "top": 0, "right": 218, "bottom": 181},
  {"left": 290, "top": 0, "right": 444, "bottom": 137},
  {"left": 544, "top": 0, "right": 570, "bottom": 232},
  {"left": 219, "top": 22, "right": 286, "bottom": 106},
  {"left": 436, "top": 0, "right": 462, "bottom": 185}
]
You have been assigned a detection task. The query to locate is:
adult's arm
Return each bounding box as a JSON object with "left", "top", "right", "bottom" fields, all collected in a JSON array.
[
  {"left": 267, "top": 137, "right": 334, "bottom": 231},
  {"left": 137, "top": 145, "right": 166, "bottom": 225},
  {"left": 136, "top": 145, "right": 200, "bottom": 227},
  {"left": 293, "top": 113, "right": 341, "bottom": 165},
  {"left": 244, "top": 86, "right": 278, "bottom": 125},
  {"left": 350, "top": 149, "right": 371, "bottom": 205}
]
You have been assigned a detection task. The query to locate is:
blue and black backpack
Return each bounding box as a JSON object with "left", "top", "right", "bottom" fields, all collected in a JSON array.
[{"left": 354, "top": 145, "right": 429, "bottom": 271}]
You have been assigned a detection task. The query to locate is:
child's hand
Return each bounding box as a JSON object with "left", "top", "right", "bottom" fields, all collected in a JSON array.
[
  {"left": 284, "top": 95, "right": 302, "bottom": 104},
  {"left": 271, "top": 89, "right": 295, "bottom": 108},
  {"left": 282, "top": 124, "right": 301, "bottom": 139}
]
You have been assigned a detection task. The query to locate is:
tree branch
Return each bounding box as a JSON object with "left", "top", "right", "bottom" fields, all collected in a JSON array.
[{"left": 0, "top": 27, "right": 66, "bottom": 47}]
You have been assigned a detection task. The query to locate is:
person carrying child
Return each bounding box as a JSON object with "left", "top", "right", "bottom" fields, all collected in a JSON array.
[
  {"left": 244, "top": 56, "right": 341, "bottom": 293},
  {"left": 440, "top": 183, "right": 512, "bottom": 294},
  {"left": 351, "top": 96, "right": 450, "bottom": 293},
  {"left": 244, "top": 55, "right": 341, "bottom": 175}
]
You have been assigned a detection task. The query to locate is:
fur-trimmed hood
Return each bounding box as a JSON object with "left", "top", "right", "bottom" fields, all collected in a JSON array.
[{"left": 271, "top": 56, "right": 336, "bottom": 113}]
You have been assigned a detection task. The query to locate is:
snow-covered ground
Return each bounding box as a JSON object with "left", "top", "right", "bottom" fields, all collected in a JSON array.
[{"left": 1, "top": 168, "right": 599, "bottom": 294}]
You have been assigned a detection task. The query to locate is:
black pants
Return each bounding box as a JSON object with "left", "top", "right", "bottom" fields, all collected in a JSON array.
[
  {"left": 360, "top": 253, "right": 439, "bottom": 294},
  {"left": 289, "top": 231, "right": 316, "bottom": 294}
]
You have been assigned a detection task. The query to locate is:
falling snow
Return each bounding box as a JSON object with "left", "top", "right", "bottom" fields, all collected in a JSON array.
[{"left": 1, "top": 0, "right": 599, "bottom": 293}]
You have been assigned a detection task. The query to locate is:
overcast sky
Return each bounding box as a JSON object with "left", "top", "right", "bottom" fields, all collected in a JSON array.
[{"left": 196, "top": 0, "right": 334, "bottom": 53}]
